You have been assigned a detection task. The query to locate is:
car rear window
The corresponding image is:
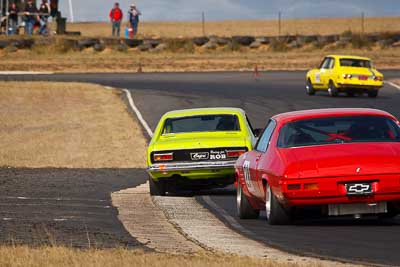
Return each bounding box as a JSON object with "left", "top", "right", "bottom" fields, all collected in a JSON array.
[
  {"left": 340, "top": 58, "right": 371, "bottom": 68},
  {"left": 163, "top": 115, "right": 240, "bottom": 134},
  {"left": 278, "top": 116, "right": 400, "bottom": 148}
]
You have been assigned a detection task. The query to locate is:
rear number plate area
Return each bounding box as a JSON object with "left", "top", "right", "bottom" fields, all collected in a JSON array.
[
  {"left": 358, "top": 75, "right": 368, "bottom": 80},
  {"left": 346, "top": 182, "right": 373, "bottom": 196}
]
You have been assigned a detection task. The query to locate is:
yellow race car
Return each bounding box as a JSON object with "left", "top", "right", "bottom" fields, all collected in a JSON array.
[
  {"left": 306, "top": 55, "right": 384, "bottom": 97},
  {"left": 147, "top": 108, "right": 259, "bottom": 195}
]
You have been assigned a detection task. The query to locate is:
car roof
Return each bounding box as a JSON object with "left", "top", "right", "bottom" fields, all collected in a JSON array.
[
  {"left": 163, "top": 107, "right": 246, "bottom": 118},
  {"left": 327, "top": 55, "right": 371, "bottom": 61},
  {"left": 272, "top": 108, "right": 397, "bottom": 124}
]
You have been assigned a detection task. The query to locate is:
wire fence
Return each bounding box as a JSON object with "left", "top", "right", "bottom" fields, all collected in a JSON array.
[{"left": 1, "top": 8, "right": 399, "bottom": 37}]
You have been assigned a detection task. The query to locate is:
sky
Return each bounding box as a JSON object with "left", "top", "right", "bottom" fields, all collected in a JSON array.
[{"left": 59, "top": 0, "right": 400, "bottom": 22}]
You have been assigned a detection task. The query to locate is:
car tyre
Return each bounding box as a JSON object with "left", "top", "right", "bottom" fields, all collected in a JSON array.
[
  {"left": 328, "top": 81, "right": 339, "bottom": 97},
  {"left": 237, "top": 183, "right": 260, "bottom": 219},
  {"left": 149, "top": 176, "right": 166, "bottom": 196},
  {"left": 368, "top": 90, "right": 378, "bottom": 98},
  {"left": 306, "top": 80, "right": 316, "bottom": 95},
  {"left": 265, "top": 183, "right": 292, "bottom": 225}
]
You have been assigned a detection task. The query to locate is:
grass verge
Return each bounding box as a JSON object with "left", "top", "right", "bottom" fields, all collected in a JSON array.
[
  {"left": 67, "top": 17, "right": 400, "bottom": 38},
  {"left": 0, "top": 82, "right": 147, "bottom": 168},
  {"left": 1, "top": 45, "right": 399, "bottom": 72},
  {"left": 0, "top": 246, "right": 308, "bottom": 267}
]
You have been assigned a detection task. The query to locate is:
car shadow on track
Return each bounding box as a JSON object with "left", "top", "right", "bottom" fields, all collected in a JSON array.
[
  {"left": 255, "top": 211, "right": 400, "bottom": 226},
  {"left": 165, "top": 185, "right": 236, "bottom": 197}
]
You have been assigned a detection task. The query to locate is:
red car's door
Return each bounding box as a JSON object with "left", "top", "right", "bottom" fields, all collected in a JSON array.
[
  {"left": 241, "top": 150, "right": 262, "bottom": 196},
  {"left": 242, "top": 120, "right": 277, "bottom": 199}
]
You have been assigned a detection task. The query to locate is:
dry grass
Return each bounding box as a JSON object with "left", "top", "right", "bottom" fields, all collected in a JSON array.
[
  {"left": 0, "top": 45, "right": 399, "bottom": 72},
  {"left": 67, "top": 16, "right": 400, "bottom": 38},
  {"left": 0, "top": 82, "right": 147, "bottom": 168},
  {"left": 0, "top": 246, "right": 306, "bottom": 267}
]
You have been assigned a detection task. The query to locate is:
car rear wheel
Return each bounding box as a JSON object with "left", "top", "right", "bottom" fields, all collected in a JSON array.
[
  {"left": 368, "top": 90, "right": 378, "bottom": 98},
  {"left": 237, "top": 183, "right": 259, "bottom": 219},
  {"left": 149, "top": 177, "right": 166, "bottom": 196},
  {"left": 306, "top": 80, "right": 315, "bottom": 95},
  {"left": 328, "top": 81, "right": 339, "bottom": 97},
  {"left": 265, "top": 183, "right": 292, "bottom": 225}
]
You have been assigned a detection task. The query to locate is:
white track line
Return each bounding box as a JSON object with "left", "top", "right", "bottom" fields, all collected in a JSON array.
[
  {"left": 388, "top": 81, "right": 400, "bottom": 91},
  {"left": 122, "top": 89, "right": 154, "bottom": 138},
  {"left": 0, "top": 71, "right": 54, "bottom": 75}
]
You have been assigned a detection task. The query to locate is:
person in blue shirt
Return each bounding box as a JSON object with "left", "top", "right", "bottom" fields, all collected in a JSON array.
[{"left": 24, "top": 0, "right": 39, "bottom": 35}]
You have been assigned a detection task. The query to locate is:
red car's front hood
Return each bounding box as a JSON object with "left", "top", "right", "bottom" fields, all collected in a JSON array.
[{"left": 279, "top": 143, "right": 400, "bottom": 179}]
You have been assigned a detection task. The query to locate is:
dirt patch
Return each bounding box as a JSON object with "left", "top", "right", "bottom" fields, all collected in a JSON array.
[
  {"left": 391, "top": 79, "right": 400, "bottom": 85},
  {"left": 0, "top": 82, "right": 147, "bottom": 168}
]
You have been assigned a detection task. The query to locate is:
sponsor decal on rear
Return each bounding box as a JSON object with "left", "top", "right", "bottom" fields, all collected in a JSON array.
[
  {"left": 190, "top": 152, "right": 209, "bottom": 161},
  {"left": 210, "top": 150, "right": 227, "bottom": 160}
]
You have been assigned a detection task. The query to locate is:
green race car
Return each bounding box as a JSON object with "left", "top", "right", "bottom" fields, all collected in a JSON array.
[{"left": 147, "top": 107, "right": 259, "bottom": 195}]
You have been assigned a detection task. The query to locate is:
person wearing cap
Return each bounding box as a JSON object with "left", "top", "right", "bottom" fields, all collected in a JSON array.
[
  {"left": 128, "top": 4, "right": 141, "bottom": 36},
  {"left": 109, "top": 2, "right": 123, "bottom": 37}
]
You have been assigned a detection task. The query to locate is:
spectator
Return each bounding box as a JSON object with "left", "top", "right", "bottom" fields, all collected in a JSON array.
[
  {"left": 109, "top": 2, "right": 123, "bottom": 37},
  {"left": 128, "top": 4, "right": 141, "bottom": 36},
  {"left": 8, "top": 2, "right": 19, "bottom": 35},
  {"left": 38, "top": 0, "right": 51, "bottom": 35},
  {"left": 24, "top": 0, "right": 38, "bottom": 35}
]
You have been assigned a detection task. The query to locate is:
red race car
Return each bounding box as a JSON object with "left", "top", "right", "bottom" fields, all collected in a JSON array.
[{"left": 235, "top": 108, "right": 400, "bottom": 225}]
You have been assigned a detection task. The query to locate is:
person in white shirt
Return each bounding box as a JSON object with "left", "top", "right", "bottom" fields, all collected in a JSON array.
[{"left": 128, "top": 4, "right": 141, "bottom": 35}]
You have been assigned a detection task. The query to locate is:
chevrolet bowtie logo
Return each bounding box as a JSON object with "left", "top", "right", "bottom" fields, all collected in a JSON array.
[{"left": 347, "top": 183, "right": 372, "bottom": 195}]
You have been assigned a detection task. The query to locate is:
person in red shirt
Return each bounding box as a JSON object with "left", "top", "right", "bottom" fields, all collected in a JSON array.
[{"left": 109, "top": 2, "right": 123, "bottom": 37}]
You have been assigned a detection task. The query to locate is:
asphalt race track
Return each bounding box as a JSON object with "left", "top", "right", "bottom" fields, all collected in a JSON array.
[
  {"left": 2, "top": 70, "right": 400, "bottom": 265},
  {"left": 0, "top": 168, "right": 147, "bottom": 248}
]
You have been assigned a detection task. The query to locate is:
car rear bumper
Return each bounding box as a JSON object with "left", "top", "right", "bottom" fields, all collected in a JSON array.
[
  {"left": 148, "top": 160, "right": 236, "bottom": 172},
  {"left": 147, "top": 161, "right": 236, "bottom": 181},
  {"left": 280, "top": 175, "right": 400, "bottom": 206},
  {"left": 337, "top": 82, "right": 383, "bottom": 90}
]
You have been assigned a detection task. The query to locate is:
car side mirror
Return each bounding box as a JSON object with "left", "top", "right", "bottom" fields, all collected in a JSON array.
[{"left": 253, "top": 128, "right": 262, "bottom": 138}]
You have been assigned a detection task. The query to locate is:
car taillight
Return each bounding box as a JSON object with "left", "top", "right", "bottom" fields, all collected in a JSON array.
[
  {"left": 287, "top": 184, "right": 301, "bottom": 190},
  {"left": 342, "top": 74, "right": 353, "bottom": 79},
  {"left": 226, "top": 149, "right": 246, "bottom": 158},
  {"left": 373, "top": 76, "right": 383, "bottom": 81},
  {"left": 154, "top": 152, "right": 173, "bottom": 161}
]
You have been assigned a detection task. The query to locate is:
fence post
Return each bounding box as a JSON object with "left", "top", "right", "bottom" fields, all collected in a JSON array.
[
  {"left": 202, "top": 11, "right": 205, "bottom": 36},
  {"left": 0, "top": 0, "right": 2, "bottom": 35},
  {"left": 361, "top": 12, "right": 365, "bottom": 35},
  {"left": 5, "top": 0, "right": 8, "bottom": 36},
  {"left": 68, "top": 0, "right": 74, "bottom": 22},
  {"left": 278, "top": 11, "right": 282, "bottom": 37}
]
